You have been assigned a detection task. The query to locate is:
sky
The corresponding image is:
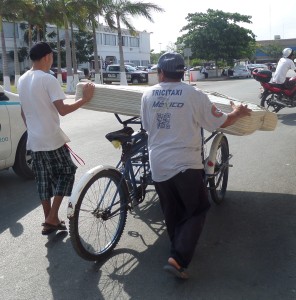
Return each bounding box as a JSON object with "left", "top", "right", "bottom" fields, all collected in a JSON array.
[{"left": 133, "top": 0, "right": 296, "bottom": 52}]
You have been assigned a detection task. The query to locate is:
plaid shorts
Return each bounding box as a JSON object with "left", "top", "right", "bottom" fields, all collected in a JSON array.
[{"left": 31, "top": 145, "right": 78, "bottom": 200}]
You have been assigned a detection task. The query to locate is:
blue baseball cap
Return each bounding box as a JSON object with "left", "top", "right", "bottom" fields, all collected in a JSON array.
[{"left": 157, "top": 52, "right": 185, "bottom": 72}]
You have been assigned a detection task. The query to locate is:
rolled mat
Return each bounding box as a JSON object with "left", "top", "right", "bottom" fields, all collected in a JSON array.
[{"left": 75, "top": 83, "right": 277, "bottom": 136}]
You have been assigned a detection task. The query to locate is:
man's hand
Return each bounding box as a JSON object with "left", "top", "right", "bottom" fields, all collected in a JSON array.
[
  {"left": 82, "top": 82, "right": 95, "bottom": 103},
  {"left": 54, "top": 82, "right": 95, "bottom": 116},
  {"left": 220, "top": 101, "right": 252, "bottom": 128},
  {"left": 230, "top": 100, "right": 252, "bottom": 118}
]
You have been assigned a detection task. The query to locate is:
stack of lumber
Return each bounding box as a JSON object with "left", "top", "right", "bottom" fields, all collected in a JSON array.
[
  {"left": 75, "top": 83, "right": 277, "bottom": 136},
  {"left": 75, "top": 83, "right": 145, "bottom": 116},
  {"left": 206, "top": 91, "right": 277, "bottom": 135}
]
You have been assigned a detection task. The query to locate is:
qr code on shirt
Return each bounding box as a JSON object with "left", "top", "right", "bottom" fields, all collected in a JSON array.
[{"left": 156, "top": 113, "right": 171, "bottom": 129}]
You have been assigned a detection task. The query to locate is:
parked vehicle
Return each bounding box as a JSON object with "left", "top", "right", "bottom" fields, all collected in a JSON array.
[
  {"left": 253, "top": 68, "right": 296, "bottom": 112},
  {"left": 247, "top": 64, "right": 269, "bottom": 73},
  {"left": 51, "top": 67, "right": 67, "bottom": 82},
  {"left": 51, "top": 68, "right": 85, "bottom": 82},
  {"left": 0, "top": 86, "right": 34, "bottom": 179},
  {"left": 229, "top": 65, "right": 251, "bottom": 78},
  {"left": 102, "top": 64, "right": 148, "bottom": 84},
  {"left": 147, "top": 64, "right": 157, "bottom": 72},
  {"left": 136, "top": 66, "right": 148, "bottom": 71}
]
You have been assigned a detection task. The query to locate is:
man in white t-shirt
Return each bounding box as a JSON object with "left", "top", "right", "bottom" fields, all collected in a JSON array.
[
  {"left": 272, "top": 48, "right": 296, "bottom": 86},
  {"left": 141, "top": 52, "right": 251, "bottom": 279},
  {"left": 17, "top": 42, "right": 95, "bottom": 235}
]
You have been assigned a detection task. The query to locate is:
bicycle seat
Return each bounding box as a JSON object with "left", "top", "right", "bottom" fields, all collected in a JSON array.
[{"left": 105, "top": 126, "right": 134, "bottom": 143}]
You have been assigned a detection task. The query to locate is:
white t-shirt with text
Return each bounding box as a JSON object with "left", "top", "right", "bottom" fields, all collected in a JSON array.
[{"left": 141, "top": 82, "right": 227, "bottom": 182}]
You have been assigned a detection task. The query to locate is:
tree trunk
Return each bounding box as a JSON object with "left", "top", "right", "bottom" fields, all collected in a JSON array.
[
  {"left": 28, "top": 24, "right": 33, "bottom": 68},
  {"left": 116, "top": 14, "right": 127, "bottom": 86},
  {"left": 71, "top": 22, "right": 79, "bottom": 88},
  {"left": 13, "top": 22, "right": 20, "bottom": 87},
  {"left": 0, "top": 17, "right": 11, "bottom": 91},
  {"left": 63, "top": 13, "right": 74, "bottom": 93},
  {"left": 56, "top": 27, "right": 63, "bottom": 85},
  {"left": 92, "top": 19, "right": 101, "bottom": 84}
]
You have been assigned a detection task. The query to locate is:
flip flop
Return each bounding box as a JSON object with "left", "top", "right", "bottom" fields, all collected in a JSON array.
[
  {"left": 163, "top": 264, "right": 189, "bottom": 279},
  {"left": 41, "top": 220, "right": 65, "bottom": 226},
  {"left": 41, "top": 227, "right": 58, "bottom": 235},
  {"left": 41, "top": 222, "right": 67, "bottom": 235}
]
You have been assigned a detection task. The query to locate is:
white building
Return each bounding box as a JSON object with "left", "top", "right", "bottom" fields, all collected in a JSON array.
[{"left": 0, "top": 21, "right": 152, "bottom": 76}]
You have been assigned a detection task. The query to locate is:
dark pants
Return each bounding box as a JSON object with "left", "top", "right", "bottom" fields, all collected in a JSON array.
[{"left": 154, "top": 169, "right": 210, "bottom": 268}]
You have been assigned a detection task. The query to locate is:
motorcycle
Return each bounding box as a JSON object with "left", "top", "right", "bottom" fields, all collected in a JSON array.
[{"left": 252, "top": 68, "right": 296, "bottom": 113}]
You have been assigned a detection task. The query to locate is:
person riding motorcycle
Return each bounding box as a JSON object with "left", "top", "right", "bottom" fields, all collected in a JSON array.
[{"left": 272, "top": 48, "right": 296, "bottom": 88}]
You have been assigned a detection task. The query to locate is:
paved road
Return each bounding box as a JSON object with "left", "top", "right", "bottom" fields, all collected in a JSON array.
[{"left": 1, "top": 78, "right": 296, "bottom": 300}]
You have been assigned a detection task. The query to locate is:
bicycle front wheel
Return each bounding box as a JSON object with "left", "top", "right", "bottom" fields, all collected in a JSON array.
[
  {"left": 69, "top": 169, "right": 129, "bottom": 261},
  {"left": 209, "top": 136, "right": 229, "bottom": 204}
]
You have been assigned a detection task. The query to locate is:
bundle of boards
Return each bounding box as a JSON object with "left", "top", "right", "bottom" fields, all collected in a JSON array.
[{"left": 75, "top": 83, "right": 277, "bottom": 136}]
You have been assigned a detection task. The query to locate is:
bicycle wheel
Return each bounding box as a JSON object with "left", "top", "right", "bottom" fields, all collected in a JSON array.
[
  {"left": 209, "top": 136, "right": 229, "bottom": 204},
  {"left": 69, "top": 169, "right": 129, "bottom": 261}
]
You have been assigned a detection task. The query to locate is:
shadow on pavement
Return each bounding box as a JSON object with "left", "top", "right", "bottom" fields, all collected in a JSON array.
[
  {"left": 42, "top": 188, "right": 296, "bottom": 300},
  {"left": 277, "top": 112, "right": 296, "bottom": 126},
  {"left": 0, "top": 170, "right": 38, "bottom": 235}
]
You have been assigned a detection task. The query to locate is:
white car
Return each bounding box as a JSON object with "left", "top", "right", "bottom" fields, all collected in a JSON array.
[
  {"left": 0, "top": 85, "right": 34, "bottom": 179},
  {"left": 76, "top": 69, "right": 85, "bottom": 81},
  {"left": 230, "top": 65, "right": 251, "bottom": 78}
]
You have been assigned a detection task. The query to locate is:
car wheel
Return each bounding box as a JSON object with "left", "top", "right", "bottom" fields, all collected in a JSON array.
[
  {"left": 132, "top": 78, "right": 139, "bottom": 84},
  {"left": 12, "top": 133, "right": 34, "bottom": 179}
]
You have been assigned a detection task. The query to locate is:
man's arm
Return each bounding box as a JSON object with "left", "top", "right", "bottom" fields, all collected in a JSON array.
[
  {"left": 54, "top": 82, "right": 95, "bottom": 116},
  {"left": 220, "top": 101, "right": 252, "bottom": 128}
]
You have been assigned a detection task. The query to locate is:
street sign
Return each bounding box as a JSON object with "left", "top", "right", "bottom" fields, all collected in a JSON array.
[{"left": 184, "top": 48, "right": 192, "bottom": 57}]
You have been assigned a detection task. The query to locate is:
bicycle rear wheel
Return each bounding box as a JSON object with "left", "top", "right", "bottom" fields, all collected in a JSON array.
[
  {"left": 209, "top": 136, "right": 229, "bottom": 204},
  {"left": 69, "top": 169, "right": 129, "bottom": 261}
]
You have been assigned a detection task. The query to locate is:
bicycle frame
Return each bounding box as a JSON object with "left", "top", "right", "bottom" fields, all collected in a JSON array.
[
  {"left": 68, "top": 114, "right": 152, "bottom": 218},
  {"left": 202, "top": 129, "right": 232, "bottom": 181},
  {"left": 68, "top": 115, "right": 232, "bottom": 219}
]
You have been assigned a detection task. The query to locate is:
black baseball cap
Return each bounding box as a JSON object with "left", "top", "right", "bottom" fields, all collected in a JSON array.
[
  {"left": 157, "top": 52, "right": 185, "bottom": 72},
  {"left": 29, "top": 42, "right": 53, "bottom": 61}
]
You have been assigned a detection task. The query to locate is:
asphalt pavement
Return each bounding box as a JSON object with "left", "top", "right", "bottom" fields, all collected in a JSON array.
[{"left": 1, "top": 78, "right": 296, "bottom": 300}]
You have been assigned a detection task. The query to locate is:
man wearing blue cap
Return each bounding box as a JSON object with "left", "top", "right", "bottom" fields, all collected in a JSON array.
[
  {"left": 18, "top": 42, "right": 95, "bottom": 235},
  {"left": 141, "top": 52, "right": 251, "bottom": 279}
]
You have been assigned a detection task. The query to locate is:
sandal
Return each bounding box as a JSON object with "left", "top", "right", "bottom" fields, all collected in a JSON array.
[
  {"left": 163, "top": 264, "right": 189, "bottom": 279},
  {"left": 41, "top": 222, "right": 67, "bottom": 235}
]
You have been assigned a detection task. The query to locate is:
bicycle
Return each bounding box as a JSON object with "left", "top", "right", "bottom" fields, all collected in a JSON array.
[{"left": 68, "top": 113, "right": 232, "bottom": 261}]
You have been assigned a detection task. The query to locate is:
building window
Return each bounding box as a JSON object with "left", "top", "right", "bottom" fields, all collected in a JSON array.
[
  {"left": 130, "top": 37, "right": 139, "bottom": 47},
  {"left": 104, "top": 34, "right": 116, "bottom": 46},
  {"left": 121, "top": 36, "right": 128, "bottom": 46},
  {"left": 97, "top": 33, "right": 102, "bottom": 45},
  {"left": 3, "top": 22, "right": 18, "bottom": 38}
]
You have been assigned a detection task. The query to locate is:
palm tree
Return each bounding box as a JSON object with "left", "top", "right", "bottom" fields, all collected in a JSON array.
[
  {"left": 81, "top": 0, "right": 112, "bottom": 84},
  {"left": 66, "top": 1, "right": 93, "bottom": 87},
  {"left": 59, "top": 0, "right": 93, "bottom": 92},
  {"left": 20, "top": 0, "right": 48, "bottom": 69},
  {"left": 104, "top": 0, "right": 164, "bottom": 85},
  {"left": 0, "top": 0, "right": 26, "bottom": 90},
  {"left": 43, "top": 0, "right": 65, "bottom": 85},
  {"left": 11, "top": 1, "right": 33, "bottom": 87},
  {"left": 12, "top": 22, "right": 21, "bottom": 87}
]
